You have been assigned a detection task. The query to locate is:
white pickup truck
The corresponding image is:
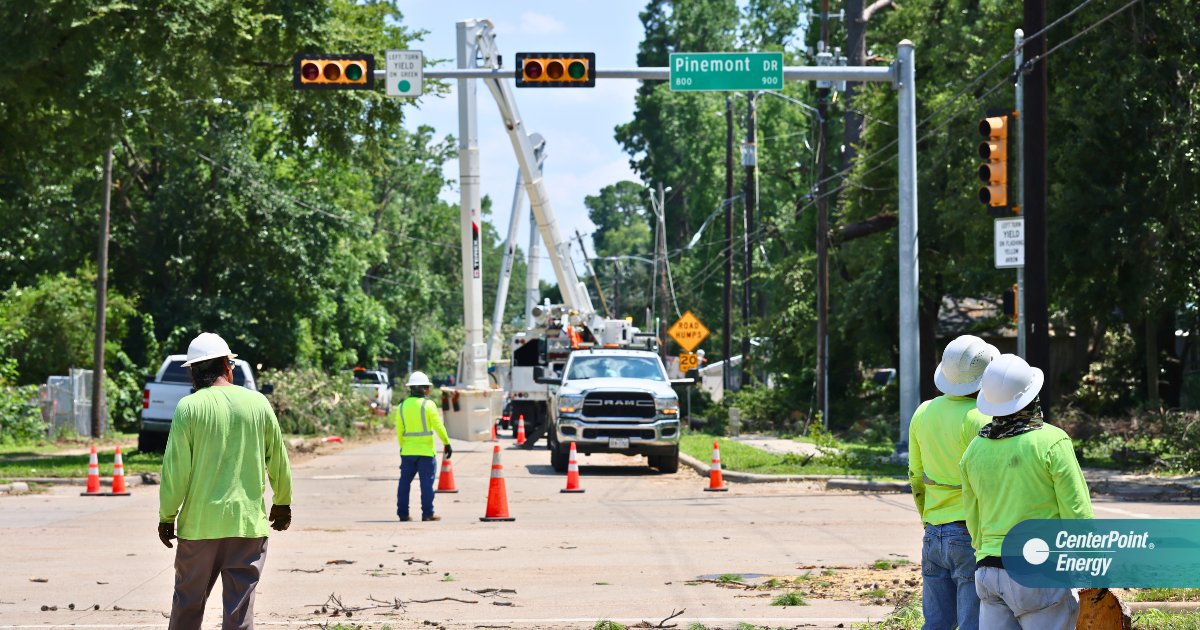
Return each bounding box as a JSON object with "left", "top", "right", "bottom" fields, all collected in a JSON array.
[
  {"left": 350, "top": 368, "right": 392, "bottom": 412},
  {"left": 138, "top": 355, "right": 262, "bottom": 452}
]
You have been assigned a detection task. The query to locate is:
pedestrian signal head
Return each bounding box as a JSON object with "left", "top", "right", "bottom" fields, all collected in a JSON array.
[
  {"left": 293, "top": 53, "right": 375, "bottom": 90},
  {"left": 516, "top": 53, "right": 595, "bottom": 88}
]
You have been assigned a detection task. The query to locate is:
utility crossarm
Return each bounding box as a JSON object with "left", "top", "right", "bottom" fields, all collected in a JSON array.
[
  {"left": 466, "top": 22, "right": 594, "bottom": 316},
  {"left": 487, "top": 133, "right": 547, "bottom": 362}
]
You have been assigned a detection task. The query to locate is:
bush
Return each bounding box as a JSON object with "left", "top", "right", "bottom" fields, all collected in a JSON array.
[
  {"left": 261, "top": 367, "right": 374, "bottom": 435},
  {"left": 0, "top": 359, "right": 44, "bottom": 445}
]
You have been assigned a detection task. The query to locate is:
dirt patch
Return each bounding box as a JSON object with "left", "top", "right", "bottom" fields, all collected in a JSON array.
[{"left": 694, "top": 560, "right": 922, "bottom": 607}]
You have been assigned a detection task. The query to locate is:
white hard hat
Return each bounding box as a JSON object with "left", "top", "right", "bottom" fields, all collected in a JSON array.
[
  {"left": 181, "top": 332, "right": 238, "bottom": 367},
  {"left": 977, "top": 354, "right": 1044, "bottom": 417},
  {"left": 405, "top": 371, "right": 432, "bottom": 387},
  {"left": 933, "top": 335, "right": 999, "bottom": 396}
]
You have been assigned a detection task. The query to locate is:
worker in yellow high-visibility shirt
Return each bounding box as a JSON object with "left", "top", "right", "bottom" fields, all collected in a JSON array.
[
  {"left": 393, "top": 371, "right": 451, "bottom": 522},
  {"left": 909, "top": 334, "right": 997, "bottom": 630}
]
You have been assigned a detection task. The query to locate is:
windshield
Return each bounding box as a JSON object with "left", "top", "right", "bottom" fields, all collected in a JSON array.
[
  {"left": 353, "top": 371, "right": 385, "bottom": 384},
  {"left": 565, "top": 355, "right": 665, "bottom": 382}
]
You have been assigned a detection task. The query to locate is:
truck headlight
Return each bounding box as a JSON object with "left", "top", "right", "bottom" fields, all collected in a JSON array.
[
  {"left": 656, "top": 397, "right": 679, "bottom": 416},
  {"left": 558, "top": 394, "right": 585, "bottom": 414}
]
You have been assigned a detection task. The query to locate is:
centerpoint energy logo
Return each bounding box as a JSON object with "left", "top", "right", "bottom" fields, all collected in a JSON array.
[{"left": 1004, "top": 519, "right": 1200, "bottom": 588}]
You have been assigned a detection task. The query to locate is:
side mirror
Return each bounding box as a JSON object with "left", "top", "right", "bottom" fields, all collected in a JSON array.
[
  {"left": 259, "top": 383, "right": 275, "bottom": 396},
  {"left": 533, "top": 366, "right": 562, "bottom": 386},
  {"left": 671, "top": 378, "right": 695, "bottom": 387}
]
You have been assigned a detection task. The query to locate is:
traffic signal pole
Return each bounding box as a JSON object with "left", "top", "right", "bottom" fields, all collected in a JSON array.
[
  {"left": 380, "top": 28, "right": 919, "bottom": 451},
  {"left": 1015, "top": 29, "right": 1027, "bottom": 359},
  {"left": 1024, "top": 0, "right": 1051, "bottom": 406}
]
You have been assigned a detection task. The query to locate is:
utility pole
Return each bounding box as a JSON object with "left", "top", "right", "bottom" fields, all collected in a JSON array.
[
  {"left": 1015, "top": 28, "right": 1027, "bottom": 360},
  {"left": 1023, "top": 0, "right": 1050, "bottom": 408},
  {"left": 724, "top": 95, "right": 735, "bottom": 392},
  {"left": 576, "top": 229, "right": 611, "bottom": 318},
  {"left": 524, "top": 208, "right": 541, "bottom": 329},
  {"left": 91, "top": 145, "right": 113, "bottom": 439},
  {"left": 815, "top": 0, "right": 832, "bottom": 428},
  {"left": 742, "top": 92, "right": 758, "bottom": 386}
]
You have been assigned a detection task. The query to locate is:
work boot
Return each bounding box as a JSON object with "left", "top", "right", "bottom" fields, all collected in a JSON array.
[
  {"left": 399, "top": 515, "right": 412, "bottom": 522},
  {"left": 422, "top": 515, "right": 441, "bottom": 522}
]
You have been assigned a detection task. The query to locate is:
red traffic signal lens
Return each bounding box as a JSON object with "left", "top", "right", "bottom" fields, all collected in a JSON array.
[
  {"left": 568, "top": 60, "right": 586, "bottom": 79},
  {"left": 345, "top": 62, "right": 363, "bottom": 82},
  {"left": 547, "top": 61, "right": 565, "bottom": 80},
  {"left": 301, "top": 62, "right": 320, "bottom": 81},
  {"left": 323, "top": 63, "right": 341, "bottom": 81},
  {"left": 524, "top": 61, "right": 543, "bottom": 80}
]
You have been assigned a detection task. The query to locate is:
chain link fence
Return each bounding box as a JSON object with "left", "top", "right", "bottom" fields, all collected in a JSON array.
[{"left": 38, "top": 369, "right": 106, "bottom": 438}]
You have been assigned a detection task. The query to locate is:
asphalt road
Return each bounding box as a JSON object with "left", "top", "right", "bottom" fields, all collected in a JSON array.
[{"left": 2, "top": 437, "right": 1198, "bottom": 629}]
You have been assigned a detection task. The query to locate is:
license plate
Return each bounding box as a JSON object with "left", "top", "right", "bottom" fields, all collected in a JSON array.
[{"left": 608, "top": 437, "right": 630, "bottom": 449}]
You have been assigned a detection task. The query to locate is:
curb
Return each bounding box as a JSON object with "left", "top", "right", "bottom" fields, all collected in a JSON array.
[
  {"left": 1127, "top": 602, "right": 1200, "bottom": 613},
  {"left": 0, "top": 473, "right": 155, "bottom": 487},
  {"left": 678, "top": 452, "right": 910, "bottom": 492}
]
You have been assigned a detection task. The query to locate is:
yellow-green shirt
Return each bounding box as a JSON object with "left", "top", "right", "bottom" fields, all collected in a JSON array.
[
  {"left": 393, "top": 396, "right": 450, "bottom": 457},
  {"left": 960, "top": 424, "right": 1093, "bottom": 561},
  {"left": 159, "top": 385, "right": 292, "bottom": 540},
  {"left": 908, "top": 395, "right": 991, "bottom": 525}
]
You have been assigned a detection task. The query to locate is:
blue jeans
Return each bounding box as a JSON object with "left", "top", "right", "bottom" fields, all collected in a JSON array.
[
  {"left": 397, "top": 455, "right": 437, "bottom": 519},
  {"left": 922, "top": 522, "right": 980, "bottom": 630}
]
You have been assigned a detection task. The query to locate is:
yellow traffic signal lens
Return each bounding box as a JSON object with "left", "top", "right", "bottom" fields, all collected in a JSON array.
[
  {"left": 323, "top": 63, "right": 341, "bottom": 81},
  {"left": 547, "top": 60, "right": 565, "bottom": 80},
  {"left": 979, "top": 140, "right": 1007, "bottom": 161},
  {"left": 978, "top": 162, "right": 1006, "bottom": 185}
]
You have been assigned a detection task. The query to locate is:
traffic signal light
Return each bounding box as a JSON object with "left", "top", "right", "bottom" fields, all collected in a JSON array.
[
  {"left": 977, "top": 114, "right": 1009, "bottom": 212},
  {"left": 293, "top": 53, "right": 375, "bottom": 90},
  {"left": 515, "top": 53, "right": 595, "bottom": 88}
]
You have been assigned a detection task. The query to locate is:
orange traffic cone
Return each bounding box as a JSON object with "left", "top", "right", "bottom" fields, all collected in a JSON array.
[
  {"left": 516, "top": 415, "right": 527, "bottom": 445},
  {"left": 435, "top": 458, "right": 459, "bottom": 493},
  {"left": 704, "top": 440, "right": 728, "bottom": 492},
  {"left": 108, "top": 446, "right": 131, "bottom": 496},
  {"left": 490, "top": 419, "right": 498, "bottom": 443},
  {"left": 81, "top": 445, "right": 102, "bottom": 496},
  {"left": 480, "top": 445, "right": 515, "bottom": 522},
  {"left": 561, "top": 442, "right": 585, "bottom": 493}
]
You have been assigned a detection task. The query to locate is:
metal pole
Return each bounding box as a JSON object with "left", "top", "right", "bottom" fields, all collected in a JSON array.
[
  {"left": 816, "top": 7, "right": 831, "bottom": 427},
  {"left": 723, "top": 95, "right": 734, "bottom": 394},
  {"left": 741, "top": 92, "right": 757, "bottom": 388},
  {"left": 378, "top": 66, "right": 896, "bottom": 82},
  {"left": 456, "top": 21, "right": 487, "bottom": 389},
  {"left": 1015, "top": 28, "right": 1027, "bottom": 360},
  {"left": 91, "top": 145, "right": 113, "bottom": 439},
  {"left": 656, "top": 183, "right": 668, "bottom": 359},
  {"left": 524, "top": 208, "right": 541, "bottom": 329},
  {"left": 576, "top": 229, "right": 611, "bottom": 318},
  {"left": 895, "top": 40, "right": 919, "bottom": 454}
]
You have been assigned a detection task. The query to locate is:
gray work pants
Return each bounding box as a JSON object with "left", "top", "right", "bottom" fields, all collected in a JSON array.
[
  {"left": 974, "top": 566, "right": 1079, "bottom": 630},
  {"left": 169, "top": 537, "right": 268, "bottom": 630}
]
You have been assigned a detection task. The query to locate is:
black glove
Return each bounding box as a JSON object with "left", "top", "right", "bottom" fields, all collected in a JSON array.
[
  {"left": 158, "top": 522, "right": 175, "bottom": 548},
  {"left": 443, "top": 444, "right": 453, "bottom": 460},
  {"left": 269, "top": 504, "right": 291, "bottom": 531}
]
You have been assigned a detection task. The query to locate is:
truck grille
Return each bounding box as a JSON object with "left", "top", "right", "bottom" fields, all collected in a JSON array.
[
  {"left": 581, "top": 392, "right": 656, "bottom": 419},
  {"left": 582, "top": 428, "right": 657, "bottom": 440}
]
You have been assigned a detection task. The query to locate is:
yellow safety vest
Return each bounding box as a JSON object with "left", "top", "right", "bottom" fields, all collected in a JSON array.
[{"left": 394, "top": 397, "right": 449, "bottom": 457}]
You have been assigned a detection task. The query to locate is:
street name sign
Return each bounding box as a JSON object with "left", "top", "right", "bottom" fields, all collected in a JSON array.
[
  {"left": 667, "top": 311, "right": 710, "bottom": 352},
  {"left": 386, "top": 50, "right": 423, "bottom": 97},
  {"left": 669, "top": 52, "right": 784, "bottom": 92},
  {"left": 995, "top": 217, "right": 1025, "bottom": 269}
]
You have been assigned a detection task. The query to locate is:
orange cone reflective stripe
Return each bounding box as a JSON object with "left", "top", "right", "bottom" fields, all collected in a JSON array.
[
  {"left": 516, "top": 415, "right": 527, "bottom": 445},
  {"left": 704, "top": 440, "right": 728, "bottom": 492},
  {"left": 480, "top": 445, "right": 515, "bottom": 521},
  {"left": 561, "top": 442, "right": 584, "bottom": 493}
]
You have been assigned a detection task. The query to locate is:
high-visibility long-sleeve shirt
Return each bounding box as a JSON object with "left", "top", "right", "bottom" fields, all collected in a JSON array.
[
  {"left": 907, "top": 395, "right": 991, "bottom": 525},
  {"left": 159, "top": 385, "right": 292, "bottom": 539},
  {"left": 960, "top": 424, "right": 1093, "bottom": 561},
  {"left": 393, "top": 396, "right": 450, "bottom": 457}
]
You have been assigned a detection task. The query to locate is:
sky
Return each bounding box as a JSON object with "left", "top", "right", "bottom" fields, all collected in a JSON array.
[{"left": 393, "top": 1, "right": 649, "bottom": 282}]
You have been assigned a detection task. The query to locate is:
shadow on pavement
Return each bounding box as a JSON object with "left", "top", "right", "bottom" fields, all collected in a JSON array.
[{"left": 523, "top": 463, "right": 661, "bottom": 477}]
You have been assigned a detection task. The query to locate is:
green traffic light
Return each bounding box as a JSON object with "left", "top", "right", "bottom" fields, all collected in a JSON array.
[
  {"left": 568, "top": 61, "right": 586, "bottom": 80},
  {"left": 345, "top": 63, "right": 363, "bottom": 82}
]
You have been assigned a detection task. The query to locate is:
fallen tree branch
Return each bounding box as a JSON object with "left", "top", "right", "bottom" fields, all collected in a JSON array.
[{"left": 408, "top": 597, "right": 478, "bottom": 604}]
